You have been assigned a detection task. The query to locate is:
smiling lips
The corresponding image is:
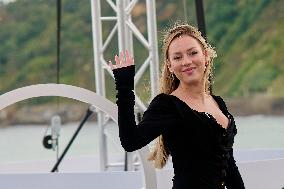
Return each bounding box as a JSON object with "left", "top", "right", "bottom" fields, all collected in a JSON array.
[{"left": 182, "top": 67, "right": 196, "bottom": 74}]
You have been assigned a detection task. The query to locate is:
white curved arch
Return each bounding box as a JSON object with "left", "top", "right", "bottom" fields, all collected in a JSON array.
[
  {"left": 0, "top": 83, "right": 118, "bottom": 122},
  {"left": 0, "top": 84, "right": 157, "bottom": 189}
]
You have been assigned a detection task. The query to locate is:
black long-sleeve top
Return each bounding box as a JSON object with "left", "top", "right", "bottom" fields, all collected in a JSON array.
[{"left": 113, "top": 65, "right": 245, "bottom": 189}]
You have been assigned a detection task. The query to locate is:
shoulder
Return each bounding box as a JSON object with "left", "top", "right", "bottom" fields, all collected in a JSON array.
[
  {"left": 149, "top": 93, "right": 174, "bottom": 107},
  {"left": 146, "top": 93, "right": 178, "bottom": 112},
  {"left": 211, "top": 94, "right": 229, "bottom": 112},
  {"left": 141, "top": 93, "right": 182, "bottom": 120},
  {"left": 211, "top": 94, "right": 226, "bottom": 103}
]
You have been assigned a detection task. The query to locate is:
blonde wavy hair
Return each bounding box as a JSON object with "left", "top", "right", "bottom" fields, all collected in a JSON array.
[{"left": 148, "top": 23, "right": 217, "bottom": 169}]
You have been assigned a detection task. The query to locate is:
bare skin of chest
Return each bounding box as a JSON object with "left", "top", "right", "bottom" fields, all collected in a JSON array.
[{"left": 174, "top": 94, "right": 229, "bottom": 129}]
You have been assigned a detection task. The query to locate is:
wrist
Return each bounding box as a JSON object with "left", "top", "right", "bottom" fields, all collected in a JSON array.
[{"left": 113, "top": 65, "right": 135, "bottom": 90}]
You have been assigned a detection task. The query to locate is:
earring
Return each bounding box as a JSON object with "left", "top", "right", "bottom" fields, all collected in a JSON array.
[
  {"left": 170, "top": 72, "right": 175, "bottom": 81},
  {"left": 204, "top": 63, "right": 208, "bottom": 73},
  {"left": 204, "top": 62, "right": 209, "bottom": 70}
]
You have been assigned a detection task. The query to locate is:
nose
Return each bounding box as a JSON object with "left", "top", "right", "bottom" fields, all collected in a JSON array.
[{"left": 182, "top": 56, "right": 192, "bottom": 66}]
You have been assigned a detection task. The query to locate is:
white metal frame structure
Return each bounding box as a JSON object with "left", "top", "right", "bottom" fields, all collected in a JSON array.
[{"left": 91, "top": 0, "right": 159, "bottom": 171}]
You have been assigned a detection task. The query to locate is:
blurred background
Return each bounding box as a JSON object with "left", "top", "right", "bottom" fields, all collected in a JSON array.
[{"left": 0, "top": 0, "right": 284, "bottom": 175}]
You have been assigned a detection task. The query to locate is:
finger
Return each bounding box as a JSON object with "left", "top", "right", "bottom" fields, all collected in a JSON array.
[
  {"left": 125, "top": 50, "right": 130, "bottom": 64},
  {"left": 125, "top": 52, "right": 130, "bottom": 65},
  {"left": 114, "top": 55, "right": 120, "bottom": 65},
  {"left": 125, "top": 50, "right": 133, "bottom": 65},
  {"left": 120, "top": 51, "right": 124, "bottom": 64}
]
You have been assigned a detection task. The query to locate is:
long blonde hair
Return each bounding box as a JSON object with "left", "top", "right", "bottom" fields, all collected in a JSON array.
[{"left": 148, "top": 23, "right": 217, "bottom": 169}]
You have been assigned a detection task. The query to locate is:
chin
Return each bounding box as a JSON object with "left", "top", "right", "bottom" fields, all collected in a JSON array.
[{"left": 180, "top": 77, "right": 204, "bottom": 87}]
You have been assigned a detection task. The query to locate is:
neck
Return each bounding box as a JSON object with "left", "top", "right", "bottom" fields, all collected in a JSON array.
[{"left": 176, "top": 81, "right": 208, "bottom": 102}]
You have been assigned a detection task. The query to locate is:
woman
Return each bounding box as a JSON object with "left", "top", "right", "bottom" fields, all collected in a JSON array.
[{"left": 109, "top": 23, "right": 245, "bottom": 189}]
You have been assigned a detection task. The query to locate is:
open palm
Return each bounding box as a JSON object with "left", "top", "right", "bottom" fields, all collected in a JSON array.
[{"left": 109, "top": 51, "right": 134, "bottom": 70}]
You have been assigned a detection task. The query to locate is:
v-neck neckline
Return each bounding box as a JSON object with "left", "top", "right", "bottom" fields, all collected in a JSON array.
[{"left": 164, "top": 93, "right": 231, "bottom": 130}]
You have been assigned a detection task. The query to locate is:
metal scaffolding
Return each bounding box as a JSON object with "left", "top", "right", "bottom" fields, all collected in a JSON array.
[{"left": 91, "top": 0, "right": 159, "bottom": 171}]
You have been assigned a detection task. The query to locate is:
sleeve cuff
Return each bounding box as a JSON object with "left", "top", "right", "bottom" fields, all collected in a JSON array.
[{"left": 113, "top": 65, "right": 135, "bottom": 90}]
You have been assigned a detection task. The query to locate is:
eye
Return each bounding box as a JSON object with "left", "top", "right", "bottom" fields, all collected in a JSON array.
[
  {"left": 188, "top": 51, "right": 198, "bottom": 56},
  {"left": 173, "top": 56, "right": 182, "bottom": 60},
  {"left": 186, "top": 50, "right": 198, "bottom": 57},
  {"left": 191, "top": 51, "right": 198, "bottom": 55}
]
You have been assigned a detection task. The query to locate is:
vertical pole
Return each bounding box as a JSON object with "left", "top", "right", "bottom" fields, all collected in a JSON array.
[
  {"left": 56, "top": 0, "right": 61, "bottom": 109},
  {"left": 146, "top": 0, "right": 159, "bottom": 99},
  {"left": 125, "top": 0, "right": 134, "bottom": 55},
  {"left": 116, "top": 0, "right": 126, "bottom": 53},
  {"left": 195, "top": 0, "right": 206, "bottom": 37},
  {"left": 91, "top": 0, "right": 108, "bottom": 171}
]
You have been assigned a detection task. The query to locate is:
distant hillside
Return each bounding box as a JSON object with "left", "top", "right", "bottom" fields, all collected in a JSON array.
[
  {"left": 0, "top": 0, "right": 283, "bottom": 103},
  {"left": 210, "top": 0, "right": 284, "bottom": 97}
]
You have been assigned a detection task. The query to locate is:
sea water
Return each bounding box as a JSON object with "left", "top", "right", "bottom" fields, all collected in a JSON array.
[{"left": 1, "top": 115, "right": 284, "bottom": 171}]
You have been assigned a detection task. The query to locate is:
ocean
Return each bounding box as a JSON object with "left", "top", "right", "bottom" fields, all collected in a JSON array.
[{"left": 1, "top": 115, "right": 284, "bottom": 163}]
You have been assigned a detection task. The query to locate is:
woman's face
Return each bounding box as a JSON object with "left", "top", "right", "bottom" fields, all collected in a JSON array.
[{"left": 167, "top": 35, "right": 208, "bottom": 87}]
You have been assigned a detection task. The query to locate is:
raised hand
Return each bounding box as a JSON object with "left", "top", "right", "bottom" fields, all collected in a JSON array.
[{"left": 109, "top": 50, "right": 134, "bottom": 70}]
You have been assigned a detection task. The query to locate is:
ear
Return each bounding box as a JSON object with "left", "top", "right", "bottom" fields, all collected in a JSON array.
[
  {"left": 203, "top": 50, "right": 209, "bottom": 66},
  {"left": 167, "top": 62, "right": 173, "bottom": 73}
]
